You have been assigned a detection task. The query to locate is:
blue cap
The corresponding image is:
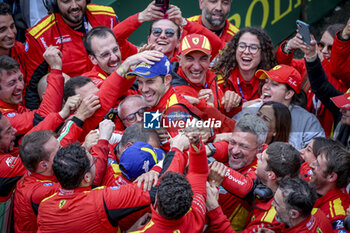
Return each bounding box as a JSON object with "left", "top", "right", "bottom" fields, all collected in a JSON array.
[
  {"left": 125, "top": 56, "right": 172, "bottom": 79},
  {"left": 119, "top": 142, "right": 165, "bottom": 180}
]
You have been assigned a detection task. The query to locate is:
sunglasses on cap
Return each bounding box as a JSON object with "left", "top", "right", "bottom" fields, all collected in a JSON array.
[{"left": 152, "top": 28, "right": 175, "bottom": 38}]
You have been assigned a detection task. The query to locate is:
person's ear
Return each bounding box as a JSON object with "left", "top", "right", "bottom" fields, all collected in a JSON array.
[
  {"left": 83, "top": 172, "right": 92, "bottom": 184},
  {"left": 89, "top": 54, "right": 98, "bottom": 65},
  {"left": 39, "top": 161, "right": 48, "bottom": 170},
  {"left": 289, "top": 209, "right": 299, "bottom": 219},
  {"left": 328, "top": 172, "right": 338, "bottom": 183},
  {"left": 199, "top": 0, "right": 204, "bottom": 10},
  {"left": 164, "top": 74, "right": 172, "bottom": 87},
  {"left": 285, "top": 89, "right": 295, "bottom": 101}
]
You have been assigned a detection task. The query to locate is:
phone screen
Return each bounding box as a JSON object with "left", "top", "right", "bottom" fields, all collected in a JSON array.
[{"left": 296, "top": 20, "right": 311, "bottom": 45}]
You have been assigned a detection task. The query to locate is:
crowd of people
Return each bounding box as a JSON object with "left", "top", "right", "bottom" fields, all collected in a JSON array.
[{"left": 0, "top": 0, "right": 349, "bottom": 232}]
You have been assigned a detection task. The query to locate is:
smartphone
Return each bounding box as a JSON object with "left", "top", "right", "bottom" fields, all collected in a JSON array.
[
  {"left": 296, "top": 20, "right": 311, "bottom": 45},
  {"left": 155, "top": 0, "right": 169, "bottom": 14}
]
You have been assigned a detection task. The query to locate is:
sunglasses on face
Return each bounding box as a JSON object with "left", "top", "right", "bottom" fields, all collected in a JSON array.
[
  {"left": 152, "top": 27, "right": 175, "bottom": 38},
  {"left": 317, "top": 42, "right": 332, "bottom": 53}
]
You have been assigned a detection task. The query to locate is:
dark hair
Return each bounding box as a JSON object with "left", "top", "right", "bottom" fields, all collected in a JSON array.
[
  {"left": 53, "top": 143, "right": 90, "bottom": 189},
  {"left": 63, "top": 76, "right": 93, "bottom": 101},
  {"left": 156, "top": 172, "right": 193, "bottom": 219},
  {"left": 284, "top": 84, "right": 307, "bottom": 108},
  {"left": 19, "top": 130, "right": 54, "bottom": 172},
  {"left": 83, "top": 26, "right": 117, "bottom": 56},
  {"left": 266, "top": 142, "right": 302, "bottom": 178},
  {"left": 321, "top": 24, "right": 345, "bottom": 39},
  {"left": 149, "top": 19, "right": 181, "bottom": 39},
  {"left": 0, "top": 2, "right": 11, "bottom": 15},
  {"left": 312, "top": 137, "right": 343, "bottom": 157},
  {"left": 118, "top": 123, "right": 159, "bottom": 150},
  {"left": 277, "top": 177, "right": 317, "bottom": 218},
  {"left": 212, "top": 27, "right": 277, "bottom": 86},
  {"left": 259, "top": 101, "right": 291, "bottom": 143},
  {"left": 0, "top": 55, "right": 20, "bottom": 89},
  {"left": 318, "top": 145, "right": 350, "bottom": 188}
]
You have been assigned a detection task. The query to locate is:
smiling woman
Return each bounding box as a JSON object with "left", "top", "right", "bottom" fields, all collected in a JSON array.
[{"left": 212, "top": 27, "right": 277, "bottom": 102}]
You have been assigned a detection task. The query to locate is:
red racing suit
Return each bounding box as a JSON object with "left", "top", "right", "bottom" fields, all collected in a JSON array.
[
  {"left": 82, "top": 65, "right": 109, "bottom": 88},
  {"left": 13, "top": 172, "right": 59, "bottom": 232},
  {"left": 207, "top": 161, "right": 257, "bottom": 232},
  {"left": 24, "top": 4, "right": 118, "bottom": 109},
  {"left": 217, "top": 67, "right": 262, "bottom": 102},
  {"left": 314, "top": 188, "right": 350, "bottom": 233},
  {"left": 281, "top": 208, "right": 333, "bottom": 233},
  {"left": 136, "top": 142, "right": 208, "bottom": 233},
  {"left": 187, "top": 15, "right": 239, "bottom": 44},
  {"left": 37, "top": 183, "right": 154, "bottom": 232},
  {"left": 300, "top": 162, "right": 312, "bottom": 182},
  {"left": 0, "top": 69, "right": 64, "bottom": 135},
  {"left": 330, "top": 31, "right": 350, "bottom": 88},
  {"left": 276, "top": 41, "right": 347, "bottom": 136},
  {"left": 174, "top": 66, "right": 242, "bottom": 118}
]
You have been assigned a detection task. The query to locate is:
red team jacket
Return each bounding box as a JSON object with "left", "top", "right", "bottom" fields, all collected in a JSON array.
[
  {"left": 24, "top": 4, "right": 118, "bottom": 109},
  {"left": 217, "top": 67, "right": 262, "bottom": 102},
  {"left": 330, "top": 31, "right": 350, "bottom": 88},
  {"left": 136, "top": 142, "right": 208, "bottom": 232},
  {"left": 0, "top": 69, "right": 64, "bottom": 135},
  {"left": 314, "top": 188, "right": 350, "bottom": 233}
]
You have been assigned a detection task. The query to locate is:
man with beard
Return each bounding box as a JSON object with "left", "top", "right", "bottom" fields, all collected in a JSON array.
[
  {"left": 24, "top": 0, "right": 118, "bottom": 110},
  {"left": 271, "top": 178, "right": 333, "bottom": 232},
  {"left": 309, "top": 145, "right": 350, "bottom": 233},
  {"left": 208, "top": 141, "right": 302, "bottom": 232},
  {"left": 206, "top": 115, "right": 268, "bottom": 232},
  {"left": 188, "top": 0, "right": 239, "bottom": 43}
]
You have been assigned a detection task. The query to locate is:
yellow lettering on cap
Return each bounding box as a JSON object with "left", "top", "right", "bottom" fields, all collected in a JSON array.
[
  {"left": 192, "top": 37, "right": 199, "bottom": 45},
  {"left": 273, "top": 65, "right": 281, "bottom": 70}
]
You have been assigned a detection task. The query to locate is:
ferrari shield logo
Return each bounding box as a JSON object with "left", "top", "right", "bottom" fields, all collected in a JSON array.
[
  {"left": 59, "top": 199, "right": 67, "bottom": 209},
  {"left": 192, "top": 37, "right": 199, "bottom": 45}
]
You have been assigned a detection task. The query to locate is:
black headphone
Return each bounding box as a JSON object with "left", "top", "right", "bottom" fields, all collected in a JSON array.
[{"left": 43, "top": 0, "right": 91, "bottom": 14}]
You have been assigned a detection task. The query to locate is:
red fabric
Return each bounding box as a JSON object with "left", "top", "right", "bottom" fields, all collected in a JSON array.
[
  {"left": 282, "top": 209, "right": 333, "bottom": 233},
  {"left": 276, "top": 41, "right": 346, "bottom": 136},
  {"left": 136, "top": 142, "right": 208, "bottom": 233},
  {"left": 242, "top": 198, "right": 283, "bottom": 233},
  {"left": 219, "top": 67, "right": 261, "bottom": 102},
  {"left": 187, "top": 15, "right": 239, "bottom": 44},
  {"left": 24, "top": 4, "right": 118, "bottom": 83},
  {"left": 58, "top": 118, "right": 83, "bottom": 146},
  {"left": 195, "top": 99, "right": 237, "bottom": 133},
  {"left": 330, "top": 31, "right": 350, "bottom": 88},
  {"left": 82, "top": 65, "right": 109, "bottom": 88},
  {"left": 314, "top": 188, "right": 350, "bottom": 232},
  {"left": 91, "top": 139, "right": 110, "bottom": 186},
  {"left": 0, "top": 148, "right": 26, "bottom": 202},
  {"left": 206, "top": 206, "right": 237, "bottom": 233},
  {"left": 13, "top": 172, "right": 59, "bottom": 232},
  {"left": 79, "top": 72, "right": 136, "bottom": 141},
  {"left": 0, "top": 69, "right": 64, "bottom": 135},
  {"left": 37, "top": 184, "right": 151, "bottom": 232},
  {"left": 212, "top": 141, "right": 229, "bottom": 162},
  {"left": 12, "top": 41, "right": 26, "bottom": 76},
  {"left": 213, "top": 161, "right": 257, "bottom": 232},
  {"left": 300, "top": 162, "right": 312, "bottom": 182}
]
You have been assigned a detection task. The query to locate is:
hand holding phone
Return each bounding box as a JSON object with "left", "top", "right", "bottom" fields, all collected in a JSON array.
[
  {"left": 296, "top": 20, "right": 311, "bottom": 45},
  {"left": 155, "top": 0, "right": 169, "bottom": 14}
]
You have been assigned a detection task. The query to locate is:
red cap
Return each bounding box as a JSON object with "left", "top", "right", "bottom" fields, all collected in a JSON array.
[
  {"left": 179, "top": 34, "right": 212, "bottom": 56},
  {"left": 256, "top": 65, "right": 302, "bottom": 93},
  {"left": 331, "top": 91, "right": 350, "bottom": 109}
]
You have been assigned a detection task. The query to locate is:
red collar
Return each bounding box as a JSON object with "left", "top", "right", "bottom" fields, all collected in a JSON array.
[
  {"left": 58, "top": 186, "right": 91, "bottom": 196},
  {"left": 150, "top": 204, "right": 186, "bottom": 228},
  {"left": 28, "top": 171, "right": 57, "bottom": 182}
]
